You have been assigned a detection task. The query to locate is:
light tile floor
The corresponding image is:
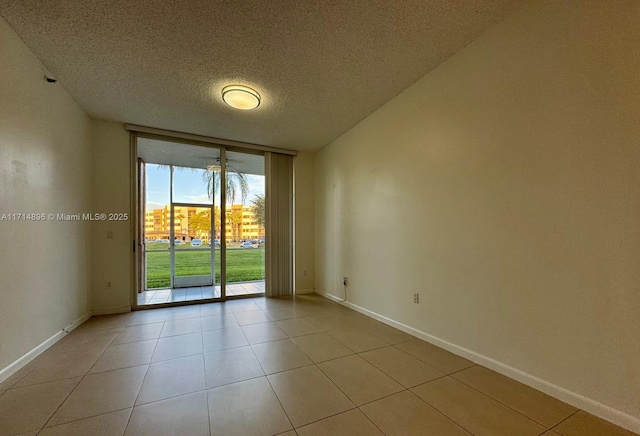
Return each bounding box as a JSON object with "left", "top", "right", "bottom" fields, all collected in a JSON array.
[
  {"left": 0, "top": 293, "right": 636, "bottom": 436},
  {"left": 137, "top": 280, "right": 265, "bottom": 306}
]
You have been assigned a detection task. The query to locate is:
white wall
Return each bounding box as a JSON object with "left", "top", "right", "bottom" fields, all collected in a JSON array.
[
  {"left": 294, "top": 151, "right": 315, "bottom": 293},
  {"left": 0, "top": 17, "right": 92, "bottom": 371},
  {"left": 315, "top": 0, "right": 640, "bottom": 430},
  {"left": 90, "top": 119, "right": 132, "bottom": 313}
]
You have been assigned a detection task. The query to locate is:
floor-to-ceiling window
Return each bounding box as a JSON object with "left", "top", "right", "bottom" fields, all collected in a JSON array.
[{"left": 135, "top": 137, "right": 265, "bottom": 307}]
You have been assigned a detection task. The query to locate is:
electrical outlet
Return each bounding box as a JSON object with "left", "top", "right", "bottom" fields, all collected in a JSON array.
[
  {"left": 304, "top": 270, "right": 307, "bottom": 276},
  {"left": 413, "top": 292, "right": 419, "bottom": 303},
  {"left": 343, "top": 277, "right": 348, "bottom": 286},
  {"left": 107, "top": 281, "right": 112, "bottom": 288}
]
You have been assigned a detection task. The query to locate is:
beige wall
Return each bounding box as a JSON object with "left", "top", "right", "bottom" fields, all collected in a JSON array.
[
  {"left": 315, "top": 0, "right": 640, "bottom": 428},
  {"left": 90, "top": 119, "right": 132, "bottom": 313},
  {"left": 0, "top": 18, "right": 92, "bottom": 370},
  {"left": 294, "top": 152, "right": 315, "bottom": 292}
]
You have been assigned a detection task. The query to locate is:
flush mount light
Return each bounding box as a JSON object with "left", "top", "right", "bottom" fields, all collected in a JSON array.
[{"left": 221, "top": 85, "right": 261, "bottom": 110}]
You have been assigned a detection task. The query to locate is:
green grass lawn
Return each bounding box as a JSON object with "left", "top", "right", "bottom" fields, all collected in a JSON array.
[{"left": 146, "top": 246, "right": 265, "bottom": 289}]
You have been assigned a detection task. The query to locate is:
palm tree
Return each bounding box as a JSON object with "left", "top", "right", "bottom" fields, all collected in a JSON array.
[
  {"left": 154, "top": 162, "right": 249, "bottom": 206},
  {"left": 202, "top": 160, "right": 249, "bottom": 206}
]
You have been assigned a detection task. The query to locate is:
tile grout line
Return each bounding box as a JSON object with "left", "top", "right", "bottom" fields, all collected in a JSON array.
[
  {"left": 199, "top": 303, "right": 215, "bottom": 436},
  {"left": 356, "top": 388, "right": 411, "bottom": 409},
  {"left": 450, "top": 370, "right": 571, "bottom": 430},
  {"left": 242, "top": 320, "right": 297, "bottom": 433},
  {"left": 2, "top": 304, "right": 395, "bottom": 395},
  {"left": 289, "top": 353, "right": 431, "bottom": 433},
  {"left": 15, "top": 294, "right": 556, "bottom": 436},
  {"left": 6, "top": 331, "right": 131, "bottom": 390},
  {"left": 292, "top": 306, "right": 464, "bottom": 428},
  {"left": 38, "top": 319, "right": 124, "bottom": 432},
  {"left": 547, "top": 409, "right": 580, "bottom": 434},
  {"left": 36, "top": 406, "right": 133, "bottom": 434},
  {"left": 134, "top": 374, "right": 264, "bottom": 409},
  {"left": 292, "top": 404, "right": 360, "bottom": 432},
  {"left": 314, "top": 353, "right": 404, "bottom": 400},
  {"left": 202, "top": 305, "right": 213, "bottom": 436},
  {"left": 0, "top": 366, "right": 36, "bottom": 393},
  {"left": 357, "top": 405, "right": 390, "bottom": 436},
  {"left": 252, "top": 302, "right": 384, "bottom": 428},
  {"left": 390, "top": 341, "right": 460, "bottom": 375},
  {"left": 289, "top": 361, "right": 360, "bottom": 431},
  {"left": 123, "top": 314, "right": 166, "bottom": 434},
  {"left": 288, "top": 352, "right": 361, "bottom": 430},
  {"left": 354, "top": 348, "right": 450, "bottom": 389},
  {"left": 404, "top": 384, "right": 476, "bottom": 436}
]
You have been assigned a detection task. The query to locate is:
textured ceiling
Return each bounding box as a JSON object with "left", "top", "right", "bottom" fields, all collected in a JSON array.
[
  {"left": 138, "top": 138, "right": 265, "bottom": 175},
  {"left": 0, "top": 0, "right": 524, "bottom": 152}
]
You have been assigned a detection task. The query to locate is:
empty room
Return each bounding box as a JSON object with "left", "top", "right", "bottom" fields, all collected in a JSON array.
[{"left": 0, "top": 1, "right": 638, "bottom": 435}]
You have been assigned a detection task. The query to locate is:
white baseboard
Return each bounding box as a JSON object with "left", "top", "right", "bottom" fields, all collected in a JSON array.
[
  {"left": 315, "top": 290, "right": 640, "bottom": 434},
  {"left": 0, "top": 312, "right": 91, "bottom": 385},
  {"left": 318, "top": 291, "right": 346, "bottom": 303},
  {"left": 91, "top": 306, "right": 131, "bottom": 316},
  {"left": 295, "top": 288, "right": 315, "bottom": 295}
]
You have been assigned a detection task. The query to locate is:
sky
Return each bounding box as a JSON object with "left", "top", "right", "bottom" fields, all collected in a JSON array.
[{"left": 145, "top": 164, "right": 265, "bottom": 210}]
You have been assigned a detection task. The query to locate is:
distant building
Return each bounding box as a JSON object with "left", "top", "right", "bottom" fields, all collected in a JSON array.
[{"left": 144, "top": 204, "right": 264, "bottom": 242}]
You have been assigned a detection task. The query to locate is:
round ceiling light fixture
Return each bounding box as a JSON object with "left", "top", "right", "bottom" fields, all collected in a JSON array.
[{"left": 221, "top": 85, "right": 261, "bottom": 110}]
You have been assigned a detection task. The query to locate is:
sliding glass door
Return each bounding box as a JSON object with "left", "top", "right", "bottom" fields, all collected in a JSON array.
[
  {"left": 223, "top": 150, "right": 265, "bottom": 296},
  {"left": 170, "top": 164, "right": 219, "bottom": 289},
  {"left": 170, "top": 203, "right": 214, "bottom": 288}
]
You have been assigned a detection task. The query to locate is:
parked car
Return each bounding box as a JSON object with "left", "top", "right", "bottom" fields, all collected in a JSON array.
[
  {"left": 190, "top": 239, "right": 202, "bottom": 247},
  {"left": 174, "top": 239, "right": 183, "bottom": 245},
  {"left": 240, "top": 241, "right": 254, "bottom": 249},
  {"left": 214, "top": 239, "right": 221, "bottom": 247}
]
